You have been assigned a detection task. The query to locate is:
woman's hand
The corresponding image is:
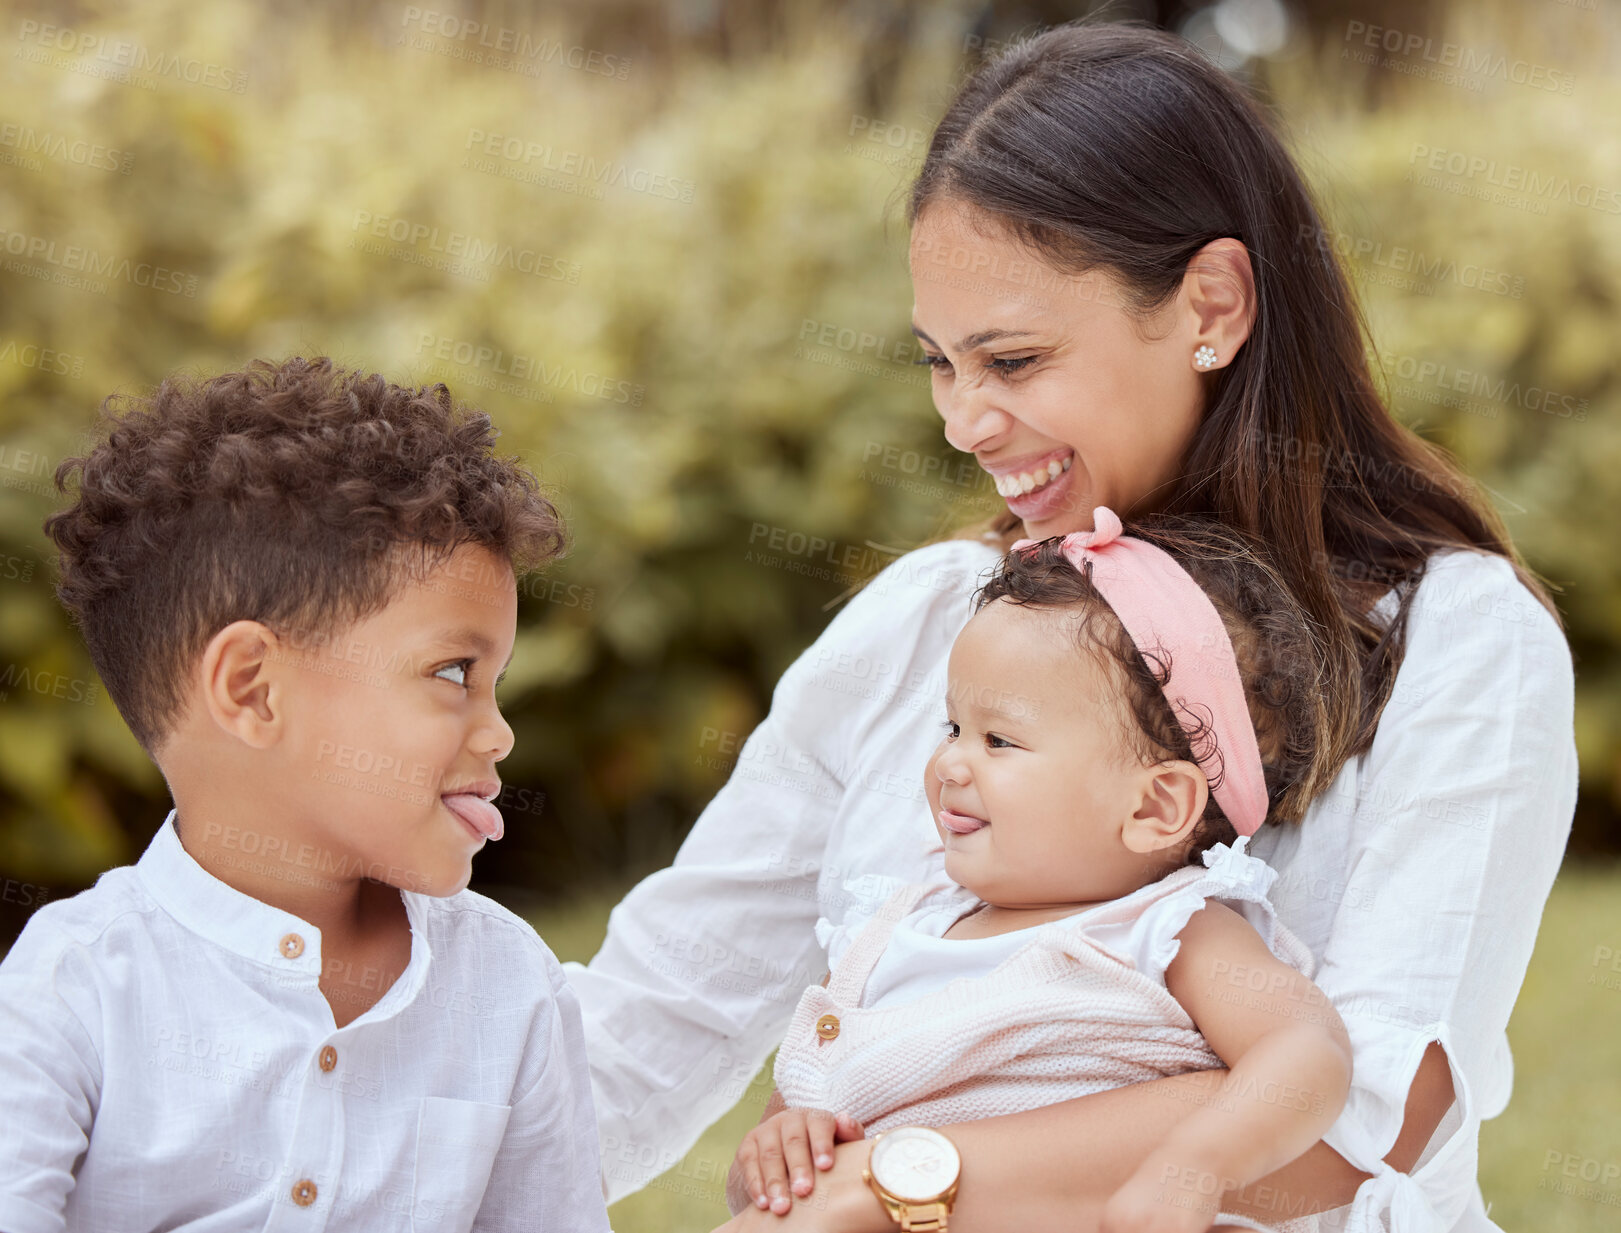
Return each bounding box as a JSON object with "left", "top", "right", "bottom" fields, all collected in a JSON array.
[
  {"left": 715, "top": 1137, "right": 888, "bottom": 1233},
  {"left": 1099, "top": 1148, "right": 1230, "bottom": 1233},
  {"left": 728, "top": 1105, "right": 866, "bottom": 1215}
]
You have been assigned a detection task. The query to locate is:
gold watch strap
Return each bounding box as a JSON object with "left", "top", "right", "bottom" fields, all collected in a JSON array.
[{"left": 896, "top": 1201, "right": 950, "bottom": 1231}]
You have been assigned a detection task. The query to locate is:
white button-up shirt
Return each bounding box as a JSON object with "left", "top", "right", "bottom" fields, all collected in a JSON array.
[
  {"left": 0, "top": 811, "right": 612, "bottom": 1233},
  {"left": 566, "top": 537, "right": 1578, "bottom": 1232}
]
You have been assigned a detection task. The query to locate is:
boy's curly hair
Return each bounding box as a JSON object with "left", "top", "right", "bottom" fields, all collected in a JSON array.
[
  {"left": 44, "top": 357, "right": 565, "bottom": 757},
  {"left": 975, "top": 515, "right": 1335, "bottom": 861}
]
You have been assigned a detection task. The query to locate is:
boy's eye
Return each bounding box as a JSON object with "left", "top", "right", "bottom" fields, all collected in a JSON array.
[{"left": 435, "top": 660, "right": 471, "bottom": 687}]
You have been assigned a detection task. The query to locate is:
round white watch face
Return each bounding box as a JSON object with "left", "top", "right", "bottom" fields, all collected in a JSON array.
[{"left": 870, "top": 1127, "right": 961, "bottom": 1203}]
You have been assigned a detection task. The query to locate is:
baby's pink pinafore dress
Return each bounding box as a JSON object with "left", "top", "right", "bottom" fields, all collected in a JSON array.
[{"left": 775, "top": 839, "right": 1322, "bottom": 1232}]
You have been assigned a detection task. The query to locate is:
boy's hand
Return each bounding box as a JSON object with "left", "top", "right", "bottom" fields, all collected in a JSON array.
[{"left": 729, "top": 1106, "right": 865, "bottom": 1216}]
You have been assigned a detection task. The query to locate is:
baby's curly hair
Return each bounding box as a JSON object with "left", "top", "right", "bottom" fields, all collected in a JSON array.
[
  {"left": 975, "top": 515, "right": 1336, "bottom": 861},
  {"left": 44, "top": 357, "right": 565, "bottom": 757}
]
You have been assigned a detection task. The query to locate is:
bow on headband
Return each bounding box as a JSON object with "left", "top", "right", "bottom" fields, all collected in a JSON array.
[{"left": 1011, "top": 507, "right": 1268, "bottom": 836}]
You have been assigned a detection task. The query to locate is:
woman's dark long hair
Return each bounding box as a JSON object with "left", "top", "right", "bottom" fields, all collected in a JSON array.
[{"left": 912, "top": 20, "right": 1559, "bottom": 768}]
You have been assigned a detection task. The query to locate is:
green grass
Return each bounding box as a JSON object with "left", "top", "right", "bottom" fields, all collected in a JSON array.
[
  {"left": 525, "top": 864, "right": 1621, "bottom": 1232},
  {"left": 1475, "top": 865, "right": 1621, "bottom": 1230}
]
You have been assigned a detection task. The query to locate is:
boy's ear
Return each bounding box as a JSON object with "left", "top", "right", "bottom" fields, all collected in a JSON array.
[
  {"left": 198, "top": 620, "right": 282, "bottom": 749},
  {"left": 1120, "top": 759, "right": 1209, "bottom": 855}
]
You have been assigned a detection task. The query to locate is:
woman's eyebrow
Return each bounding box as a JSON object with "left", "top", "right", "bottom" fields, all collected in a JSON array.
[{"left": 910, "top": 324, "right": 1037, "bottom": 350}]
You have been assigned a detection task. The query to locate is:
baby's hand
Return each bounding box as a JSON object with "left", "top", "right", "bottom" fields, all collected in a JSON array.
[{"left": 728, "top": 1106, "right": 865, "bottom": 1216}]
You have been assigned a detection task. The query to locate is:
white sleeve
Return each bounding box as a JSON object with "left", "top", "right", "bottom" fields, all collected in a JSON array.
[
  {"left": 1102, "top": 844, "right": 1316, "bottom": 988},
  {"left": 0, "top": 916, "right": 104, "bottom": 1233},
  {"left": 814, "top": 869, "right": 924, "bottom": 971},
  {"left": 564, "top": 540, "right": 992, "bottom": 1201},
  {"left": 1309, "top": 553, "right": 1577, "bottom": 1231},
  {"left": 475, "top": 949, "right": 612, "bottom": 1232}
]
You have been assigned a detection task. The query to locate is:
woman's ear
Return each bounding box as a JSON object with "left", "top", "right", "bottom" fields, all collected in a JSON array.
[
  {"left": 1181, "top": 237, "right": 1257, "bottom": 365},
  {"left": 1120, "top": 759, "right": 1209, "bottom": 855},
  {"left": 197, "top": 620, "right": 284, "bottom": 749}
]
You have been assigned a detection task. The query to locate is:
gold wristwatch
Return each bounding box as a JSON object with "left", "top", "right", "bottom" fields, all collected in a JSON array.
[{"left": 861, "top": 1126, "right": 961, "bottom": 1231}]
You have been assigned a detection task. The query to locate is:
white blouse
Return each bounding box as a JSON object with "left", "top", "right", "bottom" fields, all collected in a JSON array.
[
  {"left": 0, "top": 811, "right": 613, "bottom": 1233},
  {"left": 565, "top": 536, "right": 1578, "bottom": 1232}
]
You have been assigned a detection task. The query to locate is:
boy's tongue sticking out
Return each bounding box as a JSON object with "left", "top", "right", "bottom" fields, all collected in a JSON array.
[{"left": 443, "top": 791, "right": 505, "bottom": 842}]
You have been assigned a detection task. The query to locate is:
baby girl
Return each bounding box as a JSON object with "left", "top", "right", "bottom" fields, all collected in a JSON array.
[{"left": 727, "top": 508, "right": 1352, "bottom": 1233}]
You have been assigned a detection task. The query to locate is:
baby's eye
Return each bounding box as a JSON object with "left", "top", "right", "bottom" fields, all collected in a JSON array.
[
  {"left": 985, "top": 733, "right": 1014, "bottom": 749},
  {"left": 939, "top": 720, "right": 959, "bottom": 740},
  {"left": 434, "top": 660, "right": 471, "bottom": 688}
]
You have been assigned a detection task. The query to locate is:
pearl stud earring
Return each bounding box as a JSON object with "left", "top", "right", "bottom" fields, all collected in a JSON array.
[{"left": 1193, "top": 344, "right": 1218, "bottom": 370}]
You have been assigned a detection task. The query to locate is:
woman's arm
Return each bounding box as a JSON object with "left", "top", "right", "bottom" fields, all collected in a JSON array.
[
  {"left": 720, "top": 1037, "right": 1456, "bottom": 1232},
  {"left": 939, "top": 1053, "right": 1462, "bottom": 1231},
  {"left": 715, "top": 1071, "right": 1370, "bottom": 1233},
  {"left": 1382, "top": 1042, "right": 1453, "bottom": 1173},
  {"left": 878, "top": 1036, "right": 1450, "bottom": 1232},
  {"left": 568, "top": 718, "right": 838, "bottom": 1203},
  {"left": 936, "top": 1074, "right": 1366, "bottom": 1232},
  {"left": 567, "top": 540, "right": 994, "bottom": 1202},
  {"left": 1271, "top": 551, "right": 1577, "bottom": 1224}
]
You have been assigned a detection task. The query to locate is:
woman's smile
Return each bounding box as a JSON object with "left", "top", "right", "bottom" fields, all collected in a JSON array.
[
  {"left": 985, "top": 449, "right": 1073, "bottom": 498},
  {"left": 982, "top": 449, "right": 1077, "bottom": 522}
]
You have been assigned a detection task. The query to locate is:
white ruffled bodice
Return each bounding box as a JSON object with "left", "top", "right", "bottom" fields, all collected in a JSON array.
[{"left": 812, "top": 836, "right": 1311, "bottom": 1006}]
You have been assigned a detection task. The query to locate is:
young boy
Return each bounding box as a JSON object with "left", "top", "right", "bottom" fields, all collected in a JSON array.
[{"left": 0, "top": 357, "right": 612, "bottom": 1232}]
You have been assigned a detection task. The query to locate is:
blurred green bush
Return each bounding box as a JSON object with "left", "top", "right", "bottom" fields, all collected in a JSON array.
[{"left": 0, "top": 0, "right": 1615, "bottom": 909}]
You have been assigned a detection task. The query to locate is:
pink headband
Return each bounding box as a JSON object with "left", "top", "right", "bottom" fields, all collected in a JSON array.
[{"left": 1011, "top": 507, "right": 1268, "bottom": 836}]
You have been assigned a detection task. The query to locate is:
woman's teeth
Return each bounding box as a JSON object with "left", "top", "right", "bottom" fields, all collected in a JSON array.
[{"left": 994, "top": 454, "right": 1072, "bottom": 498}]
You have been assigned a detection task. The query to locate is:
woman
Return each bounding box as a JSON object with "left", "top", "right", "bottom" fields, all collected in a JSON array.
[{"left": 565, "top": 22, "right": 1576, "bottom": 1232}]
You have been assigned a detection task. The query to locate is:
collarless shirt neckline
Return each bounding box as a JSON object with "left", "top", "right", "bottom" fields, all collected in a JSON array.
[{"left": 134, "top": 808, "right": 432, "bottom": 1025}]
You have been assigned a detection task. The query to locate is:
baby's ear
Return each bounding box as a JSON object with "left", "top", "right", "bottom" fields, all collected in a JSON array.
[{"left": 1120, "top": 759, "right": 1208, "bottom": 855}]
